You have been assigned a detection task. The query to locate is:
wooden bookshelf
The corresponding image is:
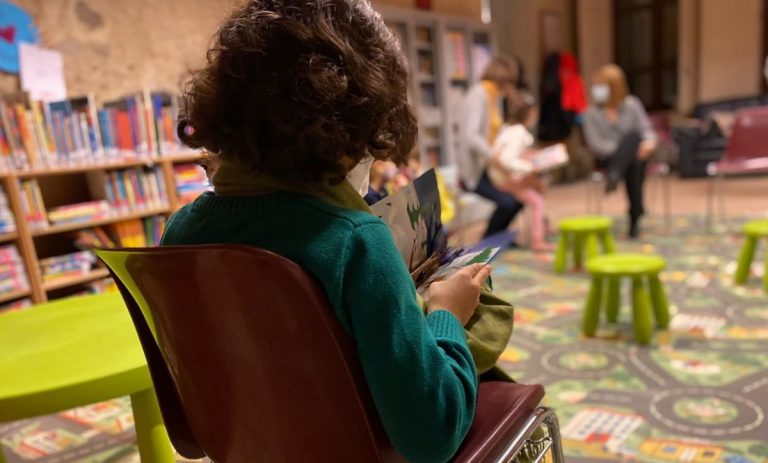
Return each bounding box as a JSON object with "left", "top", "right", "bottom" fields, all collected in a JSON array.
[
  {"left": 0, "top": 151, "right": 207, "bottom": 305},
  {"left": 0, "top": 288, "right": 31, "bottom": 305},
  {"left": 43, "top": 268, "right": 111, "bottom": 292},
  {"left": 32, "top": 207, "right": 170, "bottom": 237},
  {"left": 12, "top": 153, "right": 203, "bottom": 179},
  {"left": 380, "top": 7, "right": 495, "bottom": 167},
  {"left": 0, "top": 231, "right": 17, "bottom": 243}
]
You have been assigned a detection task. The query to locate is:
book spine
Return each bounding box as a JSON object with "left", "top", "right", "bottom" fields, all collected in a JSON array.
[
  {"left": 87, "top": 94, "right": 104, "bottom": 159},
  {"left": 14, "top": 105, "right": 34, "bottom": 168},
  {"left": 78, "top": 112, "right": 92, "bottom": 161},
  {"left": 30, "top": 103, "right": 51, "bottom": 167},
  {"left": 63, "top": 115, "right": 75, "bottom": 164},
  {"left": 40, "top": 102, "right": 57, "bottom": 157}
]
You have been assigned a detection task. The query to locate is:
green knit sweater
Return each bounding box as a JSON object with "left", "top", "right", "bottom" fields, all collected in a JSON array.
[{"left": 161, "top": 191, "right": 478, "bottom": 463}]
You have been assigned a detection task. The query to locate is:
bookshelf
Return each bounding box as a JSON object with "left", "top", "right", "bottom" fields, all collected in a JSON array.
[
  {"left": 380, "top": 7, "right": 495, "bottom": 169},
  {"left": 0, "top": 153, "right": 205, "bottom": 307},
  {"left": 0, "top": 87, "right": 214, "bottom": 308}
]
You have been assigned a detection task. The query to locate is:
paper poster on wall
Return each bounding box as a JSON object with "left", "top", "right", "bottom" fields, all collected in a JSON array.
[
  {"left": 0, "top": 0, "right": 39, "bottom": 73},
  {"left": 19, "top": 42, "right": 67, "bottom": 102}
]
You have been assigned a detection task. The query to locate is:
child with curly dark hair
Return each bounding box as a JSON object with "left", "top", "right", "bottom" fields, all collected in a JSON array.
[{"left": 161, "top": 1, "right": 495, "bottom": 462}]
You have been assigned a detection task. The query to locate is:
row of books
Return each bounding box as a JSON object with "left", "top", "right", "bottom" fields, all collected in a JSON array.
[
  {"left": 18, "top": 179, "right": 112, "bottom": 230},
  {"left": 74, "top": 216, "right": 166, "bottom": 250},
  {"left": 0, "top": 245, "right": 29, "bottom": 296},
  {"left": 0, "top": 188, "right": 15, "bottom": 233},
  {"left": 39, "top": 251, "right": 97, "bottom": 283},
  {"left": 174, "top": 163, "right": 210, "bottom": 205},
  {"left": 0, "top": 91, "right": 190, "bottom": 171},
  {"left": 90, "top": 167, "right": 169, "bottom": 213},
  {"left": 19, "top": 167, "right": 170, "bottom": 230}
]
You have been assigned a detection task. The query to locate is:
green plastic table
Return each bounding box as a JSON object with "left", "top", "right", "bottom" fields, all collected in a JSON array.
[
  {"left": 583, "top": 253, "right": 670, "bottom": 345},
  {"left": 734, "top": 219, "right": 768, "bottom": 292},
  {"left": 554, "top": 216, "right": 616, "bottom": 273},
  {"left": 0, "top": 292, "right": 174, "bottom": 463}
]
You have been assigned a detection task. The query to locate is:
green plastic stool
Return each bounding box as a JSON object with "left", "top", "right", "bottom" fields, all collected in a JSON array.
[
  {"left": 583, "top": 253, "right": 670, "bottom": 345},
  {"left": 0, "top": 293, "right": 175, "bottom": 463},
  {"left": 554, "top": 216, "right": 617, "bottom": 272},
  {"left": 734, "top": 219, "right": 768, "bottom": 292}
]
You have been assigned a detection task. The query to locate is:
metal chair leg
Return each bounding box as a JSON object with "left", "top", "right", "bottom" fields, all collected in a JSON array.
[
  {"left": 502, "top": 407, "right": 564, "bottom": 463},
  {"left": 657, "top": 162, "right": 672, "bottom": 227},
  {"left": 706, "top": 164, "right": 716, "bottom": 231},
  {"left": 716, "top": 172, "right": 727, "bottom": 231}
]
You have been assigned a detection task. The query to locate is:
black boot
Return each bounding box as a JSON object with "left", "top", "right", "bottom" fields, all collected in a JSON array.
[
  {"left": 628, "top": 215, "right": 640, "bottom": 239},
  {"left": 605, "top": 172, "right": 620, "bottom": 194}
]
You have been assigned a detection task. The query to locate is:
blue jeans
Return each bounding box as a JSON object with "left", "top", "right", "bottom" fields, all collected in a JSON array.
[{"left": 474, "top": 171, "right": 524, "bottom": 238}]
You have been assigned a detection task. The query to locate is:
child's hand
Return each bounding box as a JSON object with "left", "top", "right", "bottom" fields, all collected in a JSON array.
[{"left": 427, "top": 264, "right": 491, "bottom": 325}]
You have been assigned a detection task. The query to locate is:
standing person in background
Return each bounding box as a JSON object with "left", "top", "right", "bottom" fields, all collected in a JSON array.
[
  {"left": 457, "top": 56, "right": 525, "bottom": 239},
  {"left": 583, "top": 64, "right": 657, "bottom": 239}
]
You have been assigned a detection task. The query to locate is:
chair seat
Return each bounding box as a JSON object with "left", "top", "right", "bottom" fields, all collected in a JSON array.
[
  {"left": 715, "top": 157, "right": 768, "bottom": 175},
  {"left": 744, "top": 219, "right": 768, "bottom": 237},
  {"left": 586, "top": 253, "right": 665, "bottom": 276},
  {"left": 0, "top": 292, "right": 151, "bottom": 421},
  {"left": 452, "top": 382, "right": 545, "bottom": 463},
  {"left": 559, "top": 215, "right": 612, "bottom": 233}
]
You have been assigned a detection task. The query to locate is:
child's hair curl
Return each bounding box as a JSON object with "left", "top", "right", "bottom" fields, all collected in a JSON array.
[{"left": 179, "top": 0, "right": 417, "bottom": 183}]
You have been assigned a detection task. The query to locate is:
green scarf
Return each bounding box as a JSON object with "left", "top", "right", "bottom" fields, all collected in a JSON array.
[
  {"left": 212, "top": 159, "right": 513, "bottom": 379},
  {"left": 212, "top": 159, "right": 369, "bottom": 212}
]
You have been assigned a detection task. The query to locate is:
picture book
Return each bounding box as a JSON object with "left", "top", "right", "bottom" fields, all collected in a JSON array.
[
  {"left": 370, "top": 169, "right": 501, "bottom": 292},
  {"left": 528, "top": 142, "right": 569, "bottom": 173}
]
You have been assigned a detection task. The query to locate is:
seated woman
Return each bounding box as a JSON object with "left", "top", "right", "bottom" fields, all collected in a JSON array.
[
  {"left": 582, "top": 64, "right": 657, "bottom": 238},
  {"left": 161, "top": 1, "right": 508, "bottom": 462}
]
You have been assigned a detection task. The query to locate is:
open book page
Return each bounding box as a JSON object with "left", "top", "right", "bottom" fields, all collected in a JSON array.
[
  {"left": 526, "top": 143, "right": 569, "bottom": 172},
  {"left": 370, "top": 169, "right": 502, "bottom": 291},
  {"left": 370, "top": 170, "right": 441, "bottom": 273}
]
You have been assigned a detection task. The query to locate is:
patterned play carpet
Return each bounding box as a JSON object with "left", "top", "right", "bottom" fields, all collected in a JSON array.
[
  {"left": 494, "top": 216, "right": 768, "bottom": 463},
  {"left": 1, "top": 215, "right": 767, "bottom": 462}
]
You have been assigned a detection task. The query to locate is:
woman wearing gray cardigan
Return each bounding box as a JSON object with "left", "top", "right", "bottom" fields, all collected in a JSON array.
[
  {"left": 457, "top": 57, "right": 525, "bottom": 238},
  {"left": 583, "top": 64, "right": 657, "bottom": 239}
]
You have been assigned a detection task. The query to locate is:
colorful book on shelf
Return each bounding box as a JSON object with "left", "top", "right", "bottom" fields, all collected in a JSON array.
[
  {"left": 174, "top": 163, "right": 211, "bottom": 205},
  {"left": 88, "top": 167, "right": 167, "bottom": 213},
  {"left": 47, "top": 200, "right": 111, "bottom": 225},
  {"left": 0, "top": 244, "right": 29, "bottom": 295},
  {"left": 0, "top": 187, "right": 16, "bottom": 233},
  {"left": 1, "top": 92, "right": 195, "bottom": 171},
  {"left": 75, "top": 216, "right": 165, "bottom": 251},
  {"left": 0, "top": 101, "right": 27, "bottom": 168},
  {"left": 39, "top": 251, "right": 97, "bottom": 282},
  {"left": 18, "top": 179, "right": 48, "bottom": 230}
]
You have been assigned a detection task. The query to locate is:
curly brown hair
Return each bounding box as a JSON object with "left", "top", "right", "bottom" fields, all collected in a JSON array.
[{"left": 178, "top": 0, "right": 418, "bottom": 183}]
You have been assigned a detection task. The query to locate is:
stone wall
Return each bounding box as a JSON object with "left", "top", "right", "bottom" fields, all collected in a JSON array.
[{"left": 0, "top": 0, "right": 480, "bottom": 102}]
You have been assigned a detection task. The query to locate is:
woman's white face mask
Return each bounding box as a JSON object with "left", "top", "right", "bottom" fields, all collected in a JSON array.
[
  {"left": 591, "top": 84, "right": 610, "bottom": 105},
  {"left": 346, "top": 155, "right": 374, "bottom": 197}
]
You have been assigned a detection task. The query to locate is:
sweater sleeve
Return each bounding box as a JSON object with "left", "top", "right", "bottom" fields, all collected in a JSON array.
[
  {"left": 628, "top": 96, "right": 657, "bottom": 143},
  {"left": 460, "top": 87, "right": 493, "bottom": 161},
  {"left": 583, "top": 107, "right": 618, "bottom": 156},
  {"left": 341, "top": 222, "right": 478, "bottom": 463}
]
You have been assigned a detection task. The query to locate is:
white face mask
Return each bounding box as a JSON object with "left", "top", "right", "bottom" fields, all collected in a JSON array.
[
  {"left": 591, "top": 84, "right": 610, "bottom": 104},
  {"left": 346, "top": 155, "right": 374, "bottom": 197}
]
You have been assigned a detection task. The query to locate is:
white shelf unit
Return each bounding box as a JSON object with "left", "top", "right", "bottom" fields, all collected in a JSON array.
[{"left": 381, "top": 7, "right": 495, "bottom": 169}]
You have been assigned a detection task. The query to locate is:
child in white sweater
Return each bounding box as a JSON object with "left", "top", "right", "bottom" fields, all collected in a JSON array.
[{"left": 488, "top": 92, "right": 554, "bottom": 252}]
